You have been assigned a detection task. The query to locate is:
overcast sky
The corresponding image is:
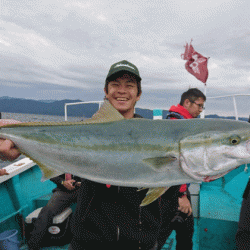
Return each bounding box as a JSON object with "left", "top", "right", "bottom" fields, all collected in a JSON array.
[{"left": 0, "top": 0, "right": 250, "bottom": 117}]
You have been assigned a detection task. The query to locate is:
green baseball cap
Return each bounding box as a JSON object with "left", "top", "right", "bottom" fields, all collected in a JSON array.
[{"left": 106, "top": 60, "right": 141, "bottom": 81}]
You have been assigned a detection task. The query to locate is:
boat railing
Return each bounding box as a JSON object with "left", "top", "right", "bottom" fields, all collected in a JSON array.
[
  {"left": 0, "top": 157, "right": 36, "bottom": 184},
  {"left": 64, "top": 94, "right": 250, "bottom": 121},
  {"left": 64, "top": 101, "right": 104, "bottom": 121},
  {"left": 204, "top": 94, "right": 250, "bottom": 120}
]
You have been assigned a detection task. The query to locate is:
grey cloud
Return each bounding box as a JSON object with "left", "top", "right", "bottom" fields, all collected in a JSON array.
[{"left": 1, "top": 0, "right": 250, "bottom": 117}]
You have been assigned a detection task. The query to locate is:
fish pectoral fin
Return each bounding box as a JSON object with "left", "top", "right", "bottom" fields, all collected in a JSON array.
[
  {"left": 140, "top": 187, "right": 169, "bottom": 206},
  {"left": 142, "top": 156, "right": 177, "bottom": 171}
]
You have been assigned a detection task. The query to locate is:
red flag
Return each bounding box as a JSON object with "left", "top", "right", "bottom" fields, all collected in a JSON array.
[
  {"left": 181, "top": 42, "right": 194, "bottom": 60},
  {"left": 181, "top": 41, "right": 209, "bottom": 85}
]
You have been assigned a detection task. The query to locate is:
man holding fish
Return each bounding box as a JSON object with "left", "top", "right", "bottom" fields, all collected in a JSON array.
[{"left": 68, "top": 60, "right": 193, "bottom": 250}]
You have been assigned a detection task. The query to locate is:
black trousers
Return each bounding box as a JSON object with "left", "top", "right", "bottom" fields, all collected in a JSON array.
[
  {"left": 28, "top": 190, "right": 78, "bottom": 249},
  {"left": 68, "top": 240, "right": 158, "bottom": 250},
  {"left": 157, "top": 190, "right": 194, "bottom": 250}
]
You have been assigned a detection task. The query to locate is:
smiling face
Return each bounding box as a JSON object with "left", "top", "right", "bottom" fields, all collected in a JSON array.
[{"left": 104, "top": 73, "right": 141, "bottom": 119}]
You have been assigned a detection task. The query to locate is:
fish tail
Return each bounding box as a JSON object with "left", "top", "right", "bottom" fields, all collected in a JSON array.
[
  {"left": 139, "top": 187, "right": 169, "bottom": 206},
  {"left": 22, "top": 153, "right": 63, "bottom": 181}
]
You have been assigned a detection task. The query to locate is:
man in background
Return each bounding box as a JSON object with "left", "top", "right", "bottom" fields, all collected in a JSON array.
[
  {"left": 158, "top": 88, "right": 206, "bottom": 250},
  {"left": 0, "top": 121, "right": 81, "bottom": 249},
  {"left": 28, "top": 173, "right": 81, "bottom": 250}
]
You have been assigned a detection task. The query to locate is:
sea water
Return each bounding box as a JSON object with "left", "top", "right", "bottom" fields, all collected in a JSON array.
[{"left": 0, "top": 112, "right": 82, "bottom": 123}]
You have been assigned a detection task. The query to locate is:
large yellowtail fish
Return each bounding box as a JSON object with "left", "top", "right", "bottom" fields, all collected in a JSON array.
[{"left": 1, "top": 100, "right": 250, "bottom": 206}]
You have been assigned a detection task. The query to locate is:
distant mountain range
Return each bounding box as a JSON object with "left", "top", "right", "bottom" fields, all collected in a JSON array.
[
  {"left": 0, "top": 97, "right": 99, "bottom": 118},
  {"left": 0, "top": 96, "right": 248, "bottom": 121}
]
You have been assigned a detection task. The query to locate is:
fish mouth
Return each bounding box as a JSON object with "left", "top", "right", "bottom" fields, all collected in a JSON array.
[
  {"left": 202, "top": 171, "right": 230, "bottom": 182},
  {"left": 247, "top": 140, "right": 250, "bottom": 153}
]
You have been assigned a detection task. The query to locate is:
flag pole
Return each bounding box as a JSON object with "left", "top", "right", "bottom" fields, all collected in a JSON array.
[
  {"left": 204, "top": 83, "right": 207, "bottom": 99},
  {"left": 200, "top": 84, "right": 206, "bottom": 119}
]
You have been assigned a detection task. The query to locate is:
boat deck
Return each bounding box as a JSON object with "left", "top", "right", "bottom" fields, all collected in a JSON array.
[{"left": 19, "top": 219, "right": 199, "bottom": 249}]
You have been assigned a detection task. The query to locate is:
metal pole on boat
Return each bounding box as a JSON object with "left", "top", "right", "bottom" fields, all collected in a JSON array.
[
  {"left": 232, "top": 95, "right": 238, "bottom": 120},
  {"left": 200, "top": 84, "right": 207, "bottom": 119},
  {"left": 64, "top": 104, "right": 68, "bottom": 121}
]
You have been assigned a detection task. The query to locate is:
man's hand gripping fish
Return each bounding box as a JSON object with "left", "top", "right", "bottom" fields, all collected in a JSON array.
[{"left": 1, "top": 100, "right": 250, "bottom": 206}]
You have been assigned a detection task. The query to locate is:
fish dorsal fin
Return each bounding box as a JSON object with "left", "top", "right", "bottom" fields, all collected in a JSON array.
[{"left": 86, "top": 100, "right": 125, "bottom": 124}]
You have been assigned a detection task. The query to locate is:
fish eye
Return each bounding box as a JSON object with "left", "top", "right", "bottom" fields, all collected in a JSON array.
[{"left": 229, "top": 135, "right": 241, "bottom": 145}]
